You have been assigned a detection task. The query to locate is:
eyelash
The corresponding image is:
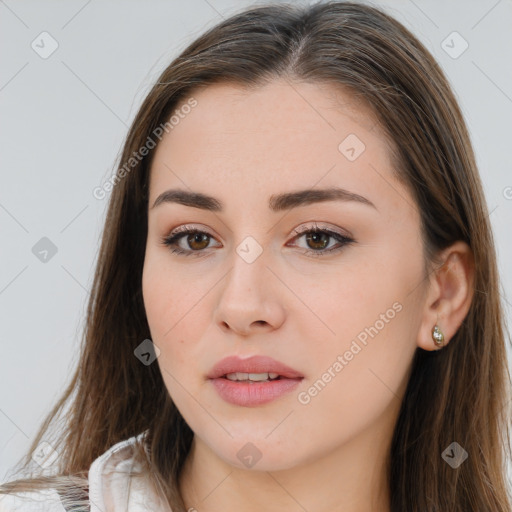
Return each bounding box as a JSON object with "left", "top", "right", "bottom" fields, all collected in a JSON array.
[{"left": 159, "top": 223, "right": 354, "bottom": 258}]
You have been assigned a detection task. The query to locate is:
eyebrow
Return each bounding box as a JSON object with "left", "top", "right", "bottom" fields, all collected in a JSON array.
[{"left": 151, "top": 187, "right": 377, "bottom": 212}]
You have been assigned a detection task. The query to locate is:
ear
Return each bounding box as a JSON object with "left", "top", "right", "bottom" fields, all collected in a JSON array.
[{"left": 417, "top": 241, "right": 475, "bottom": 351}]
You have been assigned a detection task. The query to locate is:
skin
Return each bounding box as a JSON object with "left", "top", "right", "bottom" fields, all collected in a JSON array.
[{"left": 142, "top": 79, "right": 474, "bottom": 512}]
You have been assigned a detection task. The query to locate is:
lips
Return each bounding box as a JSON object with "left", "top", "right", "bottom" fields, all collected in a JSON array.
[
  {"left": 207, "top": 355, "right": 304, "bottom": 380},
  {"left": 208, "top": 355, "right": 304, "bottom": 407}
]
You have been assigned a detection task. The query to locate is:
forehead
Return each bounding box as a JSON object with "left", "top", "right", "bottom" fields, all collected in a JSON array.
[
  {"left": 167, "top": 79, "right": 381, "bottom": 148},
  {"left": 148, "top": 79, "right": 408, "bottom": 216}
]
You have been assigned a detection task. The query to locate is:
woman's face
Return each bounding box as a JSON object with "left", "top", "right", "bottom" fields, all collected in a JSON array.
[{"left": 142, "top": 79, "right": 427, "bottom": 471}]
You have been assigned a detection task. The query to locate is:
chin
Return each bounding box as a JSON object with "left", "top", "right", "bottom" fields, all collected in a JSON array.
[{"left": 207, "top": 435, "right": 307, "bottom": 472}]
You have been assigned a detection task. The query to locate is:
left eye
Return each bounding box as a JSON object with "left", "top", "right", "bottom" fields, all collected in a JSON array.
[
  {"left": 160, "top": 225, "right": 354, "bottom": 258},
  {"left": 289, "top": 227, "right": 354, "bottom": 256}
]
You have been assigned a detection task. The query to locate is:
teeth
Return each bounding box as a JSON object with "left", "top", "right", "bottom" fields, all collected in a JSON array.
[{"left": 225, "top": 372, "right": 280, "bottom": 381}]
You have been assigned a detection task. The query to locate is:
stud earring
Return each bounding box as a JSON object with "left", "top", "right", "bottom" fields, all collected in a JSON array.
[{"left": 432, "top": 325, "right": 444, "bottom": 348}]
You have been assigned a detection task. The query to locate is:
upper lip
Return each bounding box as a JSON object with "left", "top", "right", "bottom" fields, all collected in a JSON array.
[{"left": 208, "top": 355, "right": 304, "bottom": 379}]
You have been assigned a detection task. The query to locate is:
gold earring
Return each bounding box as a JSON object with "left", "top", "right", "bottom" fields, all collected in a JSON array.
[{"left": 432, "top": 325, "right": 444, "bottom": 348}]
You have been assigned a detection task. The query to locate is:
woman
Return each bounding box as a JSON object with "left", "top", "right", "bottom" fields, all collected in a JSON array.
[{"left": 1, "top": 1, "right": 511, "bottom": 511}]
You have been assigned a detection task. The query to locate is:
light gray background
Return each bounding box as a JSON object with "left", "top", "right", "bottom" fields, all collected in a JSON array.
[{"left": 1, "top": 0, "right": 511, "bottom": 483}]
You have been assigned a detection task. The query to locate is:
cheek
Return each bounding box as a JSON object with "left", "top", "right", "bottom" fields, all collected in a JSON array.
[
  {"left": 141, "top": 252, "right": 208, "bottom": 382},
  {"left": 142, "top": 261, "right": 197, "bottom": 411},
  {"left": 299, "top": 239, "right": 422, "bottom": 402},
  {"left": 142, "top": 245, "right": 198, "bottom": 336},
  {"left": 142, "top": 259, "right": 170, "bottom": 336},
  {"left": 291, "top": 294, "right": 416, "bottom": 457}
]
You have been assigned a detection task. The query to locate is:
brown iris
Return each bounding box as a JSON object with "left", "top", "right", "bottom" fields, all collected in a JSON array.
[
  {"left": 305, "top": 231, "right": 329, "bottom": 251},
  {"left": 187, "top": 232, "right": 210, "bottom": 251}
]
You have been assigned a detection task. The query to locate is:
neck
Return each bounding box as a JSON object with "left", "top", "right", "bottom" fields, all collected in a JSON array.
[{"left": 178, "top": 408, "right": 395, "bottom": 512}]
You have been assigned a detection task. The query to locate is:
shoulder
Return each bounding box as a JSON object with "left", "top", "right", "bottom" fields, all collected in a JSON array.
[
  {"left": 0, "top": 430, "right": 170, "bottom": 512},
  {"left": 88, "top": 430, "right": 170, "bottom": 512},
  {"left": 0, "top": 488, "right": 66, "bottom": 511}
]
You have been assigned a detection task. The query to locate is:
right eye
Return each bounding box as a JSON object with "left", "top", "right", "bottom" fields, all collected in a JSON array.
[{"left": 160, "top": 226, "right": 219, "bottom": 257}]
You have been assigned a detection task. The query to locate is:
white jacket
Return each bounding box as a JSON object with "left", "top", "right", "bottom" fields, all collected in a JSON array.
[{"left": 0, "top": 431, "right": 170, "bottom": 511}]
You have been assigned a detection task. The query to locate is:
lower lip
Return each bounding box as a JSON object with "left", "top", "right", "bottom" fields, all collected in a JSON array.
[{"left": 210, "top": 377, "right": 303, "bottom": 406}]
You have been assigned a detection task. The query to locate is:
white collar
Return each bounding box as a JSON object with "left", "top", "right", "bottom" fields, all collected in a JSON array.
[{"left": 88, "top": 430, "right": 171, "bottom": 512}]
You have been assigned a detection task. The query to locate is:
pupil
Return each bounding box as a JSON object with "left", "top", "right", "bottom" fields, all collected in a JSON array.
[
  {"left": 189, "top": 233, "right": 209, "bottom": 250},
  {"left": 307, "top": 232, "right": 328, "bottom": 250}
]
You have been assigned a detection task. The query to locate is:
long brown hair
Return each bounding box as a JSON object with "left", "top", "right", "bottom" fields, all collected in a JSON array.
[{"left": 2, "top": 2, "right": 511, "bottom": 511}]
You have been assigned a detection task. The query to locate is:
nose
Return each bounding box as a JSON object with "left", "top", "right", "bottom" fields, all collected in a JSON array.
[{"left": 213, "top": 243, "right": 286, "bottom": 336}]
